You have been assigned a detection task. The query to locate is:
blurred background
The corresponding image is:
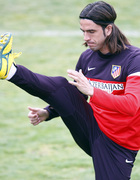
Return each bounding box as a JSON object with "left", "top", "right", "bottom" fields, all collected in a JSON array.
[{"left": 0, "top": 0, "right": 140, "bottom": 179}]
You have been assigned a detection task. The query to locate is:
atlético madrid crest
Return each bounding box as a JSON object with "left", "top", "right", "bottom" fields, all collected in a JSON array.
[{"left": 111, "top": 65, "right": 121, "bottom": 79}]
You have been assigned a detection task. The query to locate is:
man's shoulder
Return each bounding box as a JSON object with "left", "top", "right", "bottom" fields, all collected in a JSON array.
[
  {"left": 126, "top": 45, "right": 140, "bottom": 54},
  {"left": 118, "top": 45, "right": 140, "bottom": 61},
  {"left": 80, "top": 48, "right": 95, "bottom": 59}
]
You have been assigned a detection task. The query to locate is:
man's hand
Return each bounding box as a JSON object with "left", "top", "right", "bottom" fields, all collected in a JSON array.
[
  {"left": 28, "top": 106, "right": 49, "bottom": 126},
  {"left": 67, "top": 69, "right": 94, "bottom": 96}
]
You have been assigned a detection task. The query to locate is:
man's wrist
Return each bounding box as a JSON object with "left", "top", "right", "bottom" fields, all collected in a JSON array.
[{"left": 88, "top": 87, "right": 94, "bottom": 96}]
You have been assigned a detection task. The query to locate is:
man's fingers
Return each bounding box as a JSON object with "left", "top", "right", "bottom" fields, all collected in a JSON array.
[
  {"left": 30, "top": 116, "right": 40, "bottom": 125},
  {"left": 27, "top": 106, "right": 46, "bottom": 126},
  {"left": 28, "top": 113, "right": 38, "bottom": 119},
  {"left": 67, "top": 69, "right": 82, "bottom": 81},
  {"left": 79, "top": 69, "right": 82, "bottom": 74},
  {"left": 67, "top": 69, "right": 79, "bottom": 76},
  {"left": 31, "top": 119, "right": 40, "bottom": 126},
  {"left": 28, "top": 106, "right": 39, "bottom": 113},
  {"left": 68, "top": 74, "right": 79, "bottom": 81},
  {"left": 67, "top": 69, "right": 84, "bottom": 78},
  {"left": 68, "top": 81, "right": 77, "bottom": 86}
]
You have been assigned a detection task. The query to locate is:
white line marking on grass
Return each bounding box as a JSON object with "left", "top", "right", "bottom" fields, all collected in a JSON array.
[
  {"left": 0, "top": 30, "right": 140, "bottom": 37},
  {"left": 13, "top": 30, "right": 82, "bottom": 37}
]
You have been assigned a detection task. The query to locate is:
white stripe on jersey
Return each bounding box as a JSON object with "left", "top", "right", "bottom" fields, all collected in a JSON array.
[{"left": 129, "top": 72, "right": 140, "bottom": 77}]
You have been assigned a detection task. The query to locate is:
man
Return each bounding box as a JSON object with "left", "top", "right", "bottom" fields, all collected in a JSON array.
[{"left": 0, "top": 1, "right": 140, "bottom": 179}]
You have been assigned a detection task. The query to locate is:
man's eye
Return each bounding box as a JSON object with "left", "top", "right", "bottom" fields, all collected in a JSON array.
[{"left": 89, "top": 31, "right": 95, "bottom": 34}]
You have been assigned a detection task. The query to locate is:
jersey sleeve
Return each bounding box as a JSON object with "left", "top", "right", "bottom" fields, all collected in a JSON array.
[
  {"left": 126, "top": 52, "right": 140, "bottom": 76},
  {"left": 90, "top": 75, "right": 140, "bottom": 116},
  {"left": 44, "top": 105, "right": 59, "bottom": 121}
]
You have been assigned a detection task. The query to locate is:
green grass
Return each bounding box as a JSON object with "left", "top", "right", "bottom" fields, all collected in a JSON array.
[{"left": 0, "top": 0, "right": 140, "bottom": 179}]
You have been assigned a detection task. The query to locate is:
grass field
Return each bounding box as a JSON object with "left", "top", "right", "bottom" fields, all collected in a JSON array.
[{"left": 0, "top": 0, "right": 140, "bottom": 179}]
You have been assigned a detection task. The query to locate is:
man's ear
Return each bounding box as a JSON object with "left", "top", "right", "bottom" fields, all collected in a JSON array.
[{"left": 105, "top": 24, "right": 113, "bottom": 36}]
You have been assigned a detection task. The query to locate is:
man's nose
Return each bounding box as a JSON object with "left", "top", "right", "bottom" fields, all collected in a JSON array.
[{"left": 84, "top": 32, "right": 90, "bottom": 41}]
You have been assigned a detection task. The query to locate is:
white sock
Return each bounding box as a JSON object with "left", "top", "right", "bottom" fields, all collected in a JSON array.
[{"left": 6, "top": 64, "right": 17, "bottom": 80}]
